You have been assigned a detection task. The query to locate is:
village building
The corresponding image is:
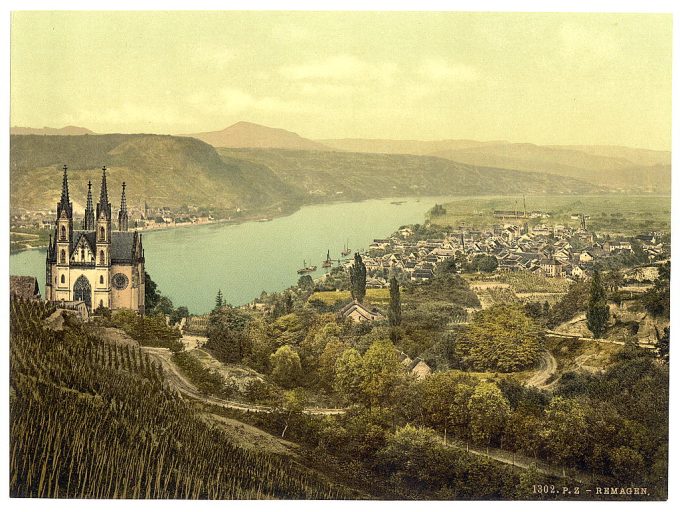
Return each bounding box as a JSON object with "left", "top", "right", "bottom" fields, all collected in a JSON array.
[
  {"left": 338, "top": 300, "right": 384, "bottom": 323},
  {"left": 45, "top": 166, "right": 145, "bottom": 313}
]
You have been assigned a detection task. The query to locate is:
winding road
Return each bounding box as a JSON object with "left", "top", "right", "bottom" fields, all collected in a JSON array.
[
  {"left": 142, "top": 346, "right": 346, "bottom": 416},
  {"left": 525, "top": 350, "right": 557, "bottom": 388}
]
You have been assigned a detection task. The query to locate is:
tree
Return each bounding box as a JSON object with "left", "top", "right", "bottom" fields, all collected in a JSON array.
[
  {"left": 468, "top": 254, "right": 498, "bottom": 273},
  {"left": 270, "top": 345, "right": 302, "bottom": 388},
  {"left": 441, "top": 257, "right": 457, "bottom": 274},
  {"left": 540, "top": 396, "right": 587, "bottom": 467},
  {"left": 334, "top": 348, "right": 364, "bottom": 403},
  {"left": 349, "top": 252, "right": 367, "bottom": 303},
  {"left": 214, "top": 289, "right": 224, "bottom": 311},
  {"left": 456, "top": 304, "right": 543, "bottom": 372},
  {"left": 144, "top": 271, "right": 161, "bottom": 312},
  {"left": 242, "top": 319, "right": 274, "bottom": 373},
  {"left": 169, "top": 306, "right": 189, "bottom": 326},
  {"left": 388, "top": 276, "right": 402, "bottom": 327},
  {"left": 642, "top": 261, "right": 670, "bottom": 318},
  {"left": 318, "top": 339, "right": 348, "bottom": 392},
  {"left": 206, "top": 306, "right": 251, "bottom": 363},
  {"left": 586, "top": 269, "right": 610, "bottom": 339},
  {"left": 467, "top": 381, "right": 511, "bottom": 446},
  {"left": 297, "top": 274, "right": 314, "bottom": 290},
  {"left": 360, "top": 340, "right": 405, "bottom": 408},
  {"left": 154, "top": 295, "right": 174, "bottom": 316}
]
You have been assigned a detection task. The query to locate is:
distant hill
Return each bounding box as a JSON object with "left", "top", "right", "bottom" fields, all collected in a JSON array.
[
  {"left": 10, "top": 125, "right": 95, "bottom": 136},
  {"left": 318, "top": 138, "right": 671, "bottom": 193},
  {"left": 10, "top": 134, "right": 603, "bottom": 217},
  {"left": 318, "top": 138, "right": 506, "bottom": 155},
  {"left": 185, "top": 121, "right": 331, "bottom": 151},
  {"left": 217, "top": 148, "right": 603, "bottom": 201},
  {"left": 10, "top": 134, "right": 301, "bottom": 214}
]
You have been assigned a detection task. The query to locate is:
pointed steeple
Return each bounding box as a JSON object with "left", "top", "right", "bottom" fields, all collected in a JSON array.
[
  {"left": 118, "top": 182, "right": 129, "bottom": 232},
  {"left": 83, "top": 180, "right": 95, "bottom": 230},
  {"left": 96, "top": 166, "right": 111, "bottom": 220},
  {"left": 57, "top": 164, "right": 72, "bottom": 219}
]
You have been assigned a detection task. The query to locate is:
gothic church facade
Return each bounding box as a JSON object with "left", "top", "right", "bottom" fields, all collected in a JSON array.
[{"left": 45, "top": 166, "right": 145, "bottom": 313}]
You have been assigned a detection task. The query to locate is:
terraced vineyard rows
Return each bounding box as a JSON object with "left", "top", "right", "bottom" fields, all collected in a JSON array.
[{"left": 9, "top": 299, "right": 352, "bottom": 499}]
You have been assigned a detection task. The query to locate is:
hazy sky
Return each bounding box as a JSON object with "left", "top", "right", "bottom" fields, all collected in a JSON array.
[{"left": 10, "top": 11, "right": 672, "bottom": 149}]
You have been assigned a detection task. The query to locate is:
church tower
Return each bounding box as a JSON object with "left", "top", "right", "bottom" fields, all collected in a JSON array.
[
  {"left": 94, "top": 166, "right": 112, "bottom": 309},
  {"left": 55, "top": 165, "right": 73, "bottom": 296},
  {"left": 83, "top": 180, "right": 95, "bottom": 230},
  {"left": 118, "top": 182, "right": 129, "bottom": 232}
]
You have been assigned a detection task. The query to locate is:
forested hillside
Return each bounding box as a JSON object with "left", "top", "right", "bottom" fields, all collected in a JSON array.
[
  {"left": 11, "top": 134, "right": 602, "bottom": 215},
  {"left": 218, "top": 148, "right": 603, "bottom": 202}
]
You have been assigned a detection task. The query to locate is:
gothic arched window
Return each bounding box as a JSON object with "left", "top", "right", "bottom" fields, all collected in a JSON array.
[
  {"left": 60, "top": 225, "right": 66, "bottom": 241},
  {"left": 99, "top": 226, "right": 105, "bottom": 241},
  {"left": 60, "top": 274, "right": 65, "bottom": 284},
  {"left": 80, "top": 248, "right": 85, "bottom": 260},
  {"left": 60, "top": 249, "right": 66, "bottom": 264},
  {"left": 99, "top": 250, "right": 105, "bottom": 265},
  {"left": 100, "top": 275, "right": 104, "bottom": 285}
]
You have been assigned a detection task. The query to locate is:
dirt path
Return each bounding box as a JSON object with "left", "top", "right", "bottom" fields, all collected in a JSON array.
[
  {"left": 525, "top": 350, "right": 557, "bottom": 388},
  {"left": 142, "top": 346, "right": 345, "bottom": 416}
]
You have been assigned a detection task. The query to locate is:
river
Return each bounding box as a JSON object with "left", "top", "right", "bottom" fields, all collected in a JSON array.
[{"left": 10, "top": 196, "right": 456, "bottom": 314}]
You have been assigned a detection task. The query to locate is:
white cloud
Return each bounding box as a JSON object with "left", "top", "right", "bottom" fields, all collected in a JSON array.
[
  {"left": 418, "top": 59, "right": 478, "bottom": 82},
  {"left": 281, "top": 55, "right": 398, "bottom": 84}
]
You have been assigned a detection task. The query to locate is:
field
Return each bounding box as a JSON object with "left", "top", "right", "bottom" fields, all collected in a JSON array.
[
  {"left": 430, "top": 195, "right": 671, "bottom": 235},
  {"left": 308, "top": 288, "right": 391, "bottom": 306}
]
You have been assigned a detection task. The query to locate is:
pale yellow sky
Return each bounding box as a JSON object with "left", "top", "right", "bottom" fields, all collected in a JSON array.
[{"left": 10, "top": 11, "right": 672, "bottom": 150}]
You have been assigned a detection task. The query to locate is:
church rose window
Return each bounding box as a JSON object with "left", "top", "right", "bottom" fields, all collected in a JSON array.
[{"left": 112, "top": 273, "right": 129, "bottom": 290}]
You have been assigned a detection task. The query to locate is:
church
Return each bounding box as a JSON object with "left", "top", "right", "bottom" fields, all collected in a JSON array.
[{"left": 45, "top": 165, "right": 145, "bottom": 313}]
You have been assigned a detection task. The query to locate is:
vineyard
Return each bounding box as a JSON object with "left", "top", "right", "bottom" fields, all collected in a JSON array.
[{"left": 9, "top": 299, "right": 352, "bottom": 499}]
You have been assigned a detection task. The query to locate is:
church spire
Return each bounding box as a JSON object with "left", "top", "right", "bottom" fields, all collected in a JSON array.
[
  {"left": 83, "top": 180, "right": 95, "bottom": 230},
  {"left": 118, "top": 182, "right": 129, "bottom": 232},
  {"left": 57, "top": 164, "right": 72, "bottom": 219},
  {"left": 96, "top": 166, "right": 111, "bottom": 220}
]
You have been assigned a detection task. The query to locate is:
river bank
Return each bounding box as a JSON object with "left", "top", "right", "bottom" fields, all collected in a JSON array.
[{"left": 10, "top": 196, "right": 453, "bottom": 313}]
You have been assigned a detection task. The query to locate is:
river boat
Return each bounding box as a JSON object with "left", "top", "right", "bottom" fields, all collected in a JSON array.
[
  {"left": 322, "top": 250, "right": 332, "bottom": 268},
  {"left": 341, "top": 239, "right": 351, "bottom": 256},
  {"left": 297, "top": 260, "right": 317, "bottom": 274}
]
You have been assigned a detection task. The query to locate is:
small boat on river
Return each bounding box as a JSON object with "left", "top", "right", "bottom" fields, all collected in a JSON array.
[
  {"left": 322, "top": 250, "right": 333, "bottom": 268},
  {"left": 341, "top": 239, "right": 351, "bottom": 256},
  {"left": 297, "top": 260, "right": 317, "bottom": 274}
]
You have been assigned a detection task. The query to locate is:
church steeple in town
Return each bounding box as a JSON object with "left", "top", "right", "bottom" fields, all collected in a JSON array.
[
  {"left": 57, "top": 164, "right": 72, "bottom": 220},
  {"left": 96, "top": 166, "right": 111, "bottom": 220},
  {"left": 83, "top": 180, "right": 95, "bottom": 230},
  {"left": 118, "top": 182, "right": 129, "bottom": 232}
]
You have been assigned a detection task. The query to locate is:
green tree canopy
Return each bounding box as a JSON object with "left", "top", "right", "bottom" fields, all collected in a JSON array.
[
  {"left": 456, "top": 304, "right": 543, "bottom": 372},
  {"left": 349, "top": 252, "right": 367, "bottom": 303},
  {"left": 586, "top": 269, "right": 610, "bottom": 339},
  {"left": 467, "top": 381, "right": 511, "bottom": 446},
  {"left": 388, "top": 276, "right": 402, "bottom": 327},
  {"left": 270, "top": 345, "right": 302, "bottom": 389}
]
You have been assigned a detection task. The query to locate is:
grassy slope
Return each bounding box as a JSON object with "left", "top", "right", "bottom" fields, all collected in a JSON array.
[
  {"left": 429, "top": 194, "right": 671, "bottom": 235},
  {"left": 10, "top": 134, "right": 302, "bottom": 212},
  {"left": 9, "top": 300, "right": 354, "bottom": 499},
  {"left": 218, "top": 148, "right": 603, "bottom": 202},
  {"left": 11, "top": 134, "right": 603, "bottom": 216}
]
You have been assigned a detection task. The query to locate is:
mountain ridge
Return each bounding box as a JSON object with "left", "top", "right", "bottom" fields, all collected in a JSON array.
[{"left": 184, "top": 121, "right": 331, "bottom": 151}]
